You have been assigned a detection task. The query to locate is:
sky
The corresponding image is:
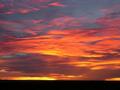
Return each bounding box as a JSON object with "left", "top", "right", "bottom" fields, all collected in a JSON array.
[{"left": 0, "top": 0, "right": 120, "bottom": 80}]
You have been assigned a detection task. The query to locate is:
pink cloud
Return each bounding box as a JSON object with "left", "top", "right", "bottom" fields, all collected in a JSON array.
[
  {"left": 49, "top": 2, "right": 65, "bottom": 7},
  {"left": 0, "top": 3, "right": 5, "bottom": 9}
]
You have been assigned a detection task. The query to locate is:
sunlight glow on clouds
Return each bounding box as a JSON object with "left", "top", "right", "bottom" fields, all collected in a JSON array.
[{"left": 0, "top": 0, "right": 120, "bottom": 80}]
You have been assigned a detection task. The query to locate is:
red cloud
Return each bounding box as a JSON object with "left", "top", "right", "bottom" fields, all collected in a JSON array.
[{"left": 49, "top": 2, "right": 65, "bottom": 7}]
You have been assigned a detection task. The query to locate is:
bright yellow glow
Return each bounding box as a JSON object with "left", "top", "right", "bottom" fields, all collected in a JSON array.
[
  {"left": 105, "top": 78, "right": 120, "bottom": 81},
  {"left": 40, "top": 50, "right": 62, "bottom": 56},
  {"left": 11, "top": 77, "right": 56, "bottom": 80}
]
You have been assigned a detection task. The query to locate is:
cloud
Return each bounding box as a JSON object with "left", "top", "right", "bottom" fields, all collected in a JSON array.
[
  {"left": 0, "top": 2, "right": 5, "bottom": 9},
  {"left": 0, "top": 0, "right": 66, "bottom": 15},
  {"left": 49, "top": 2, "right": 65, "bottom": 7},
  {"left": 0, "top": 53, "right": 89, "bottom": 80},
  {"left": 0, "top": 0, "right": 120, "bottom": 80},
  {"left": 0, "top": 52, "right": 120, "bottom": 80}
]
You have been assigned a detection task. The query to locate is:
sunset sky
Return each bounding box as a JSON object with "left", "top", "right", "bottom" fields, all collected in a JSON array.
[{"left": 0, "top": 0, "right": 120, "bottom": 80}]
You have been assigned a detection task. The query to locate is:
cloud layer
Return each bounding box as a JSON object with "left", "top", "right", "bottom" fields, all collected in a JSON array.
[{"left": 0, "top": 0, "right": 120, "bottom": 80}]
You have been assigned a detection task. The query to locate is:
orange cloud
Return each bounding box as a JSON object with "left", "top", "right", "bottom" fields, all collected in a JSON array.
[
  {"left": 0, "top": 2, "right": 120, "bottom": 80},
  {"left": 49, "top": 74, "right": 83, "bottom": 80},
  {"left": 105, "top": 77, "right": 120, "bottom": 81},
  {"left": 1, "top": 27, "right": 120, "bottom": 58},
  {"left": 66, "top": 59, "right": 120, "bottom": 70}
]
